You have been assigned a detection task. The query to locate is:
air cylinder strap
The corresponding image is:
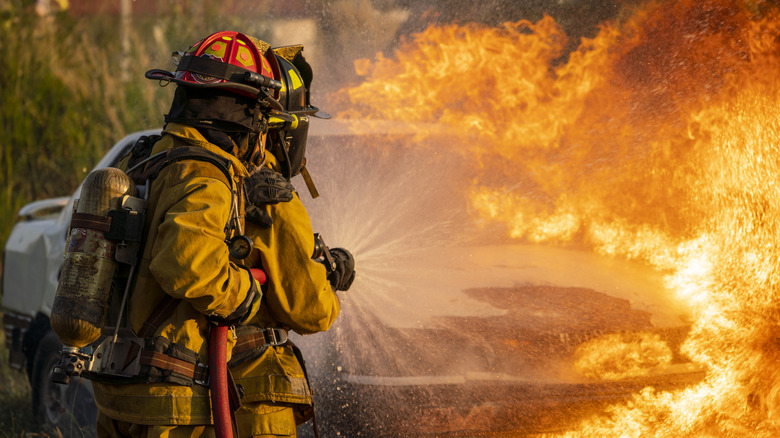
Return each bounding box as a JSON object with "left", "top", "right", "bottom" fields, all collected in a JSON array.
[
  {"left": 139, "top": 295, "right": 181, "bottom": 338},
  {"left": 69, "top": 213, "right": 112, "bottom": 232},
  {"left": 120, "top": 294, "right": 181, "bottom": 373}
]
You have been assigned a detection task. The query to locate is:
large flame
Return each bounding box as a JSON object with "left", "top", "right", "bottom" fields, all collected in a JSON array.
[{"left": 336, "top": 0, "right": 780, "bottom": 434}]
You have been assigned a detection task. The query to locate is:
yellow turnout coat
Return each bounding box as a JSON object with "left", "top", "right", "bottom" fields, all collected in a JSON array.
[{"left": 92, "top": 123, "right": 339, "bottom": 427}]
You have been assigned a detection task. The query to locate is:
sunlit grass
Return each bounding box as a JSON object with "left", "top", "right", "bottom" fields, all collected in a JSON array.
[{"left": 0, "top": 9, "right": 177, "bottom": 248}]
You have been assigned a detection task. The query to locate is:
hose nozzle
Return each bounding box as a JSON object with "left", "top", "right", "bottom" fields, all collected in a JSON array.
[{"left": 312, "top": 233, "right": 337, "bottom": 272}]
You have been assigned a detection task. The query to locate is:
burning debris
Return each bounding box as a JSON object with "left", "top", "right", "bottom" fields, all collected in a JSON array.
[{"left": 329, "top": 0, "right": 780, "bottom": 435}]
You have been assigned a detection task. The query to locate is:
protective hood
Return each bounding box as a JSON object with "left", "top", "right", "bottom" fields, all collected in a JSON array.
[
  {"left": 165, "top": 86, "right": 261, "bottom": 132},
  {"left": 164, "top": 86, "right": 267, "bottom": 159}
]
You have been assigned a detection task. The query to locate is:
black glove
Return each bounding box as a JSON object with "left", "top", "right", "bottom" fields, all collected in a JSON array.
[
  {"left": 208, "top": 267, "right": 262, "bottom": 326},
  {"left": 245, "top": 166, "right": 295, "bottom": 204},
  {"left": 245, "top": 204, "right": 274, "bottom": 228},
  {"left": 327, "top": 248, "right": 356, "bottom": 291},
  {"left": 244, "top": 167, "right": 295, "bottom": 227}
]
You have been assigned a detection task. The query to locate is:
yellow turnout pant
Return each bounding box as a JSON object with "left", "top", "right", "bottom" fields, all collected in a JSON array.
[{"left": 96, "top": 402, "right": 298, "bottom": 438}]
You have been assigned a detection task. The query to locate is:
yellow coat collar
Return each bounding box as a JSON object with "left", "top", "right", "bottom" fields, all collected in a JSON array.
[{"left": 161, "top": 123, "right": 251, "bottom": 178}]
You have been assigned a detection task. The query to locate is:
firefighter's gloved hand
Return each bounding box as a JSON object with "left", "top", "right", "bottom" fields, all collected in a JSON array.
[
  {"left": 245, "top": 166, "right": 294, "bottom": 205},
  {"left": 328, "top": 248, "right": 356, "bottom": 291},
  {"left": 238, "top": 269, "right": 265, "bottom": 324},
  {"left": 244, "top": 167, "right": 295, "bottom": 228},
  {"left": 245, "top": 204, "right": 273, "bottom": 228},
  {"left": 239, "top": 280, "right": 263, "bottom": 325},
  {"left": 211, "top": 274, "right": 263, "bottom": 326}
]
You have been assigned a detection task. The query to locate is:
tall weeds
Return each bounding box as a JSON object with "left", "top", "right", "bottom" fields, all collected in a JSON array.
[{"left": 0, "top": 6, "right": 199, "bottom": 248}]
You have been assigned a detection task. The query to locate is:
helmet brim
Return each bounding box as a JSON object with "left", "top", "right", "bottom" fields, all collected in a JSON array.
[
  {"left": 145, "top": 69, "right": 261, "bottom": 95},
  {"left": 145, "top": 69, "right": 283, "bottom": 111},
  {"left": 309, "top": 107, "right": 331, "bottom": 119}
]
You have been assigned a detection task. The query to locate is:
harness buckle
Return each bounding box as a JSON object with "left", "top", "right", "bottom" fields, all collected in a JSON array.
[
  {"left": 194, "top": 362, "right": 209, "bottom": 386},
  {"left": 88, "top": 330, "right": 144, "bottom": 377},
  {"left": 263, "top": 328, "right": 288, "bottom": 346}
]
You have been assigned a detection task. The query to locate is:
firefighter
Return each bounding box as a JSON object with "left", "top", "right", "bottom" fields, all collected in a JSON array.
[{"left": 90, "top": 31, "right": 354, "bottom": 437}]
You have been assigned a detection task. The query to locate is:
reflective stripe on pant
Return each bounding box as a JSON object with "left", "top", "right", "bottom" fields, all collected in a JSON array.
[{"left": 97, "top": 402, "right": 297, "bottom": 438}]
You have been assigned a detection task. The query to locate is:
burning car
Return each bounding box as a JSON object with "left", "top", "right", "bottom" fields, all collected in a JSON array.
[
  {"left": 2, "top": 118, "right": 703, "bottom": 437},
  {"left": 290, "top": 120, "right": 705, "bottom": 437}
]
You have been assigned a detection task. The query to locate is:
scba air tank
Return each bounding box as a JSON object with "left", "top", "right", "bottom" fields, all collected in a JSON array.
[{"left": 51, "top": 167, "right": 136, "bottom": 349}]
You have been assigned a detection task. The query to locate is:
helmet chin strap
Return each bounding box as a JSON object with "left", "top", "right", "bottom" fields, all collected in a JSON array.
[
  {"left": 247, "top": 137, "right": 265, "bottom": 167},
  {"left": 247, "top": 108, "right": 269, "bottom": 167}
]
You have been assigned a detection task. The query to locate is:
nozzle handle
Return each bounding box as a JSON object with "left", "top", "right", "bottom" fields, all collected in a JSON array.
[
  {"left": 312, "top": 233, "right": 327, "bottom": 259},
  {"left": 312, "top": 233, "right": 338, "bottom": 272}
]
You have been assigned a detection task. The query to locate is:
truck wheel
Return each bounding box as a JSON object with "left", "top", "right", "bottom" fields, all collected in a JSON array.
[{"left": 31, "top": 331, "right": 97, "bottom": 438}]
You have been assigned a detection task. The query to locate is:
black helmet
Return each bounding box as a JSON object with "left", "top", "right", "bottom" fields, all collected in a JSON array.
[{"left": 267, "top": 45, "right": 329, "bottom": 179}]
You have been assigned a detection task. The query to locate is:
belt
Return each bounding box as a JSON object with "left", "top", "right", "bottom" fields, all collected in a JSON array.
[
  {"left": 232, "top": 327, "right": 288, "bottom": 357},
  {"left": 139, "top": 350, "right": 210, "bottom": 385}
]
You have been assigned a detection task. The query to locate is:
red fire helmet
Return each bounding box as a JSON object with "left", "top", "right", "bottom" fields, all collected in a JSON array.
[{"left": 146, "top": 31, "right": 283, "bottom": 102}]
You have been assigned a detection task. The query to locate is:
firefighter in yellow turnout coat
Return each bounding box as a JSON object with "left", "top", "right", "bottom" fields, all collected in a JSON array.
[{"left": 90, "top": 31, "right": 354, "bottom": 437}]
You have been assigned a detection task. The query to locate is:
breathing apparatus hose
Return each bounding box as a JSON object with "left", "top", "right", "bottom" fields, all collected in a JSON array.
[{"left": 211, "top": 268, "right": 267, "bottom": 438}]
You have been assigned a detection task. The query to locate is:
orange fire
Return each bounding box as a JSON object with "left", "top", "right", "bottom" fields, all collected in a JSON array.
[
  {"left": 574, "top": 332, "right": 673, "bottom": 381},
  {"left": 336, "top": 0, "right": 780, "bottom": 435}
]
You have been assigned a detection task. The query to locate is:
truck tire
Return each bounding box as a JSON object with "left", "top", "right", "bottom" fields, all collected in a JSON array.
[{"left": 31, "top": 330, "right": 97, "bottom": 438}]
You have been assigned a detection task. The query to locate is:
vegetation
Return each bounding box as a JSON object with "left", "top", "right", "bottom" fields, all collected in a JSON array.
[{"left": 0, "top": 7, "right": 168, "bottom": 246}]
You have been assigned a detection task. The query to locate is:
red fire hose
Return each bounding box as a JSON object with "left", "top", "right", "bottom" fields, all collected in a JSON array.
[
  {"left": 210, "top": 324, "right": 233, "bottom": 438},
  {"left": 210, "top": 268, "right": 267, "bottom": 438}
]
